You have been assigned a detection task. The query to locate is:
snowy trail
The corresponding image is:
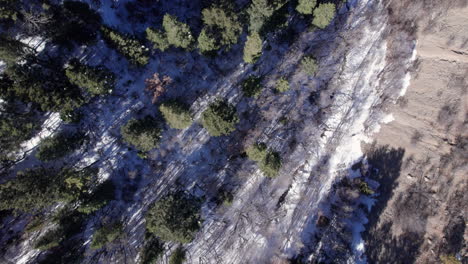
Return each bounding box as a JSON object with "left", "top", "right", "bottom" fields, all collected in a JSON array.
[{"left": 186, "top": 0, "right": 415, "bottom": 263}]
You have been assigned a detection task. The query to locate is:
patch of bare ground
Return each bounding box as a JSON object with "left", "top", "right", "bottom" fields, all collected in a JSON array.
[{"left": 363, "top": 0, "right": 468, "bottom": 263}]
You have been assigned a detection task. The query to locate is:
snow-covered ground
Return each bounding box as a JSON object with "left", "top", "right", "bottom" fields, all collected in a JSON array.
[{"left": 1, "top": 0, "right": 418, "bottom": 263}]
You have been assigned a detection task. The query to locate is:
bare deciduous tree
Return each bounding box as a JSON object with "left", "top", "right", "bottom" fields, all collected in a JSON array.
[{"left": 145, "top": 73, "right": 172, "bottom": 103}]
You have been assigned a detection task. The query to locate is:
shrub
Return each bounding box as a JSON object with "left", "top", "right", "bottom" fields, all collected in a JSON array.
[
  {"left": 169, "top": 247, "right": 186, "bottom": 264},
  {"left": 217, "top": 189, "right": 234, "bottom": 207},
  {"left": 201, "top": 100, "right": 239, "bottom": 137},
  {"left": 246, "top": 143, "right": 267, "bottom": 162},
  {"left": 35, "top": 132, "right": 85, "bottom": 162},
  {"left": 121, "top": 116, "right": 161, "bottom": 152},
  {"left": 163, "top": 14, "right": 194, "bottom": 49},
  {"left": 259, "top": 151, "right": 281, "bottom": 177},
  {"left": 101, "top": 26, "right": 149, "bottom": 66},
  {"left": 198, "top": 6, "right": 242, "bottom": 52},
  {"left": 159, "top": 100, "right": 192, "bottom": 129},
  {"left": 241, "top": 75, "right": 263, "bottom": 98},
  {"left": 145, "top": 192, "right": 202, "bottom": 243},
  {"left": 440, "top": 255, "right": 461, "bottom": 264},
  {"left": 312, "top": 3, "right": 335, "bottom": 29},
  {"left": 34, "top": 228, "right": 63, "bottom": 250},
  {"left": 296, "top": 0, "right": 316, "bottom": 15},
  {"left": 90, "top": 222, "right": 123, "bottom": 249},
  {"left": 301, "top": 56, "right": 318, "bottom": 76},
  {"left": 359, "top": 181, "right": 374, "bottom": 195},
  {"left": 146, "top": 27, "right": 169, "bottom": 51},
  {"left": 243, "top": 32, "right": 262, "bottom": 64},
  {"left": 275, "top": 77, "right": 290, "bottom": 92},
  {"left": 66, "top": 59, "right": 115, "bottom": 95}
]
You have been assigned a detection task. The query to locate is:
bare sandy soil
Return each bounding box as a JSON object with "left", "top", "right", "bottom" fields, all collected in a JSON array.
[{"left": 363, "top": 1, "right": 468, "bottom": 263}]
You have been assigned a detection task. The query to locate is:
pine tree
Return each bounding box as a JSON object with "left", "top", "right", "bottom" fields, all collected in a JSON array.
[{"left": 243, "top": 32, "right": 262, "bottom": 64}]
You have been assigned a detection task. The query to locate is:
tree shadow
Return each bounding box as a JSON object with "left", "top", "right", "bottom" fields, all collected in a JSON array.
[{"left": 362, "top": 145, "right": 427, "bottom": 264}]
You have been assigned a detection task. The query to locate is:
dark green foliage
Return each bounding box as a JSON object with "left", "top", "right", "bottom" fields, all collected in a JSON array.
[
  {"left": 121, "top": 116, "right": 162, "bottom": 152},
  {"left": 0, "top": 35, "right": 29, "bottom": 64},
  {"left": 140, "top": 232, "right": 164, "bottom": 264},
  {"left": 159, "top": 100, "right": 192, "bottom": 129},
  {"left": 246, "top": 143, "right": 282, "bottom": 177},
  {"left": 163, "top": 14, "right": 194, "bottom": 50},
  {"left": 45, "top": 1, "right": 102, "bottom": 46},
  {"left": 301, "top": 56, "right": 318, "bottom": 76},
  {"left": 0, "top": 100, "right": 38, "bottom": 162},
  {"left": 217, "top": 189, "right": 234, "bottom": 207},
  {"left": 35, "top": 132, "right": 85, "bottom": 162},
  {"left": 169, "top": 247, "right": 186, "bottom": 264},
  {"left": 2, "top": 63, "right": 84, "bottom": 112},
  {"left": 312, "top": 3, "right": 336, "bottom": 29},
  {"left": 247, "top": 0, "right": 287, "bottom": 33},
  {"left": 241, "top": 75, "right": 263, "bottom": 97},
  {"left": 0, "top": 0, "right": 19, "bottom": 21},
  {"left": 90, "top": 222, "right": 123, "bottom": 249},
  {"left": 198, "top": 6, "right": 242, "bottom": 52},
  {"left": 246, "top": 142, "right": 267, "bottom": 162},
  {"left": 34, "top": 228, "right": 63, "bottom": 250},
  {"left": 259, "top": 151, "right": 281, "bottom": 177},
  {"left": 77, "top": 180, "right": 115, "bottom": 214},
  {"left": 296, "top": 0, "right": 316, "bottom": 15},
  {"left": 243, "top": 32, "right": 262, "bottom": 64},
  {"left": 201, "top": 100, "right": 239, "bottom": 136},
  {"left": 275, "top": 77, "right": 290, "bottom": 92},
  {"left": 0, "top": 167, "right": 96, "bottom": 212},
  {"left": 101, "top": 26, "right": 149, "bottom": 66},
  {"left": 146, "top": 192, "right": 202, "bottom": 243},
  {"left": 197, "top": 28, "right": 218, "bottom": 53},
  {"left": 26, "top": 215, "right": 46, "bottom": 233},
  {"left": 359, "top": 181, "right": 374, "bottom": 195},
  {"left": 66, "top": 59, "right": 115, "bottom": 95},
  {"left": 146, "top": 27, "right": 169, "bottom": 51}
]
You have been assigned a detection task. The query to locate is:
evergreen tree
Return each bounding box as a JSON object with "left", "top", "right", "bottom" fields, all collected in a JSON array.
[
  {"left": 201, "top": 100, "right": 239, "bottom": 136},
  {"left": 0, "top": 35, "right": 30, "bottom": 64},
  {"left": 275, "top": 77, "right": 290, "bottom": 92},
  {"left": 146, "top": 27, "right": 170, "bottom": 51},
  {"left": 121, "top": 116, "right": 162, "bottom": 152},
  {"left": 0, "top": 0, "right": 18, "bottom": 21},
  {"left": 247, "top": 0, "right": 287, "bottom": 33},
  {"left": 296, "top": 0, "right": 316, "bottom": 15},
  {"left": 312, "top": 3, "right": 336, "bottom": 29},
  {"left": 241, "top": 75, "right": 263, "bottom": 97},
  {"left": 0, "top": 167, "right": 96, "bottom": 212},
  {"left": 159, "top": 100, "right": 192, "bottom": 129},
  {"left": 66, "top": 59, "right": 115, "bottom": 96},
  {"left": 35, "top": 132, "right": 85, "bottom": 162},
  {"left": 301, "top": 56, "right": 318, "bottom": 76},
  {"left": 198, "top": 6, "right": 242, "bottom": 52},
  {"left": 162, "top": 14, "right": 194, "bottom": 49},
  {"left": 101, "top": 26, "right": 149, "bottom": 66},
  {"left": 146, "top": 192, "right": 202, "bottom": 243},
  {"left": 243, "top": 32, "right": 262, "bottom": 64}
]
